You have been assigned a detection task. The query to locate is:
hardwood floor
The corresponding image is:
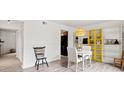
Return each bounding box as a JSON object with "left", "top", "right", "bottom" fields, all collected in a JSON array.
[
  {"left": 0, "top": 55, "right": 122, "bottom": 72},
  {"left": 24, "top": 56, "right": 122, "bottom": 72},
  {"left": 0, "top": 53, "right": 22, "bottom": 72}
]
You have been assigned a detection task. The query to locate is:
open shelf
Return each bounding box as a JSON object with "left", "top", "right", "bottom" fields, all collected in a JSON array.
[{"left": 88, "top": 29, "right": 103, "bottom": 62}]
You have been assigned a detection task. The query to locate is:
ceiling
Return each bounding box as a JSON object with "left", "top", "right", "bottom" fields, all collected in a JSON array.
[
  {"left": 0, "top": 20, "right": 23, "bottom": 30},
  {"left": 52, "top": 20, "right": 107, "bottom": 27}
]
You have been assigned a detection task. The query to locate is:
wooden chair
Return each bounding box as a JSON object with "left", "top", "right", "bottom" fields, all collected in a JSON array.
[
  {"left": 114, "top": 50, "right": 124, "bottom": 70},
  {"left": 33, "top": 46, "right": 49, "bottom": 70},
  {"left": 122, "top": 60, "right": 124, "bottom": 70}
]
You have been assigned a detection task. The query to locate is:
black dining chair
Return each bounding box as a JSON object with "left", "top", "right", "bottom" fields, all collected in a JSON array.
[{"left": 33, "top": 46, "right": 49, "bottom": 70}]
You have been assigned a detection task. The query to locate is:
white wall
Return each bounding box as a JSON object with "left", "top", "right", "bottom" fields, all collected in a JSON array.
[
  {"left": 0, "top": 31, "right": 16, "bottom": 54},
  {"left": 83, "top": 20, "right": 124, "bottom": 63},
  {"left": 23, "top": 20, "right": 75, "bottom": 68},
  {"left": 16, "top": 22, "right": 24, "bottom": 62}
]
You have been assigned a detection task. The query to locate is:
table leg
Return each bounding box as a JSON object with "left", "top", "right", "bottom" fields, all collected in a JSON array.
[{"left": 82, "top": 56, "right": 84, "bottom": 71}]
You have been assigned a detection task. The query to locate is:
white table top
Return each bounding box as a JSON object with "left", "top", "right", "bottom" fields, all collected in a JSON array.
[{"left": 77, "top": 50, "right": 92, "bottom": 55}]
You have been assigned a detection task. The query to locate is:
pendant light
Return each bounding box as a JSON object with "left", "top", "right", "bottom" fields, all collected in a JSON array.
[
  {"left": 75, "top": 27, "right": 86, "bottom": 48},
  {"left": 75, "top": 27, "right": 85, "bottom": 37}
]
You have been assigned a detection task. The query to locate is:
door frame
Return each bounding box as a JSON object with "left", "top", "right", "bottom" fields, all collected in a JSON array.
[{"left": 60, "top": 30, "right": 68, "bottom": 56}]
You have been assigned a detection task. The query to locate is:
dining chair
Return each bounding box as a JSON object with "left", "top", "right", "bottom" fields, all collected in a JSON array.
[
  {"left": 33, "top": 46, "right": 49, "bottom": 70},
  {"left": 67, "top": 47, "right": 83, "bottom": 72},
  {"left": 114, "top": 50, "right": 124, "bottom": 70},
  {"left": 81, "top": 46, "right": 92, "bottom": 70}
]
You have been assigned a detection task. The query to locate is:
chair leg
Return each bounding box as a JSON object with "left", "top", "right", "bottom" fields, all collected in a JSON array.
[
  {"left": 37, "top": 60, "right": 40, "bottom": 70},
  {"left": 82, "top": 59, "right": 84, "bottom": 71},
  {"left": 41, "top": 59, "right": 44, "bottom": 67},
  {"left": 35, "top": 60, "right": 37, "bottom": 67},
  {"left": 121, "top": 61, "right": 124, "bottom": 70},
  {"left": 45, "top": 58, "right": 49, "bottom": 67}
]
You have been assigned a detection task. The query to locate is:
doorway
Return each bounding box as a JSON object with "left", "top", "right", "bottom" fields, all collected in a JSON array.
[
  {"left": 0, "top": 30, "right": 16, "bottom": 56},
  {"left": 0, "top": 28, "right": 23, "bottom": 71},
  {"left": 61, "top": 30, "right": 68, "bottom": 56}
]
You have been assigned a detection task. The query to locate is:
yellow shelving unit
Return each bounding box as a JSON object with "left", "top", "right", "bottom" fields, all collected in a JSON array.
[{"left": 88, "top": 28, "right": 103, "bottom": 62}]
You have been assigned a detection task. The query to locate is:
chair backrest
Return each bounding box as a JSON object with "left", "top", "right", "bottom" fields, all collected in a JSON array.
[
  {"left": 122, "top": 50, "right": 124, "bottom": 59},
  {"left": 82, "top": 46, "right": 91, "bottom": 51},
  {"left": 67, "top": 47, "right": 78, "bottom": 63},
  {"left": 33, "top": 46, "right": 46, "bottom": 59}
]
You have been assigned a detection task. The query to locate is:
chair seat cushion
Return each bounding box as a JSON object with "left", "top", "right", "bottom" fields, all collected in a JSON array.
[{"left": 37, "top": 57, "right": 47, "bottom": 60}]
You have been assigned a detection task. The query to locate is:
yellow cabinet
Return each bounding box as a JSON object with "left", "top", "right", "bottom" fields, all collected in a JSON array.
[{"left": 88, "top": 29, "right": 103, "bottom": 62}]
